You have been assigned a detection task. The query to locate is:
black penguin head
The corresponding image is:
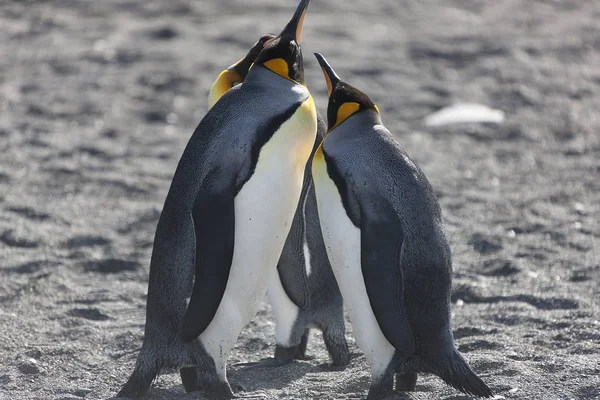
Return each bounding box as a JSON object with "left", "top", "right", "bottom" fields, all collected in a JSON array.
[
  {"left": 314, "top": 52, "right": 381, "bottom": 131},
  {"left": 253, "top": 0, "right": 310, "bottom": 85},
  {"left": 208, "top": 34, "right": 276, "bottom": 109},
  {"left": 230, "top": 33, "right": 277, "bottom": 82}
]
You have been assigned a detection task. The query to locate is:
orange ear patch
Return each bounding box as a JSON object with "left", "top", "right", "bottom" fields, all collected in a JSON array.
[
  {"left": 332, "top": 102, "right": 360, "bottom": 130},
  {"left": 263, "top": 58, "right": 289, "bottom": 79},
  {"left": 208, "top": 69, "right": 242, "bottom": 110}
]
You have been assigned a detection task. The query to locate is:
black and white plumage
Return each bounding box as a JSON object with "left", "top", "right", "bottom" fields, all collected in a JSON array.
[
  {"left": 311, "top": 53, "right": 493, "bottom": 400},
  {"left": 117, "top": 1, "right": 316, "bottom": 398}
]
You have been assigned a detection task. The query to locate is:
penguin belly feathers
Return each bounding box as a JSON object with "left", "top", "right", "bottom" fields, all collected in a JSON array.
[{"left": 206, "top": 32, "right": 349, "bottom": 372}]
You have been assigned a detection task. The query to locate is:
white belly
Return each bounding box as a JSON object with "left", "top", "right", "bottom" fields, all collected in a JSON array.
[
  {"left": 199, "top": 96, "right": 317, "bottom": 379},
  {"left": 312, "top": 155, "right": 396, "bottom": 380}
]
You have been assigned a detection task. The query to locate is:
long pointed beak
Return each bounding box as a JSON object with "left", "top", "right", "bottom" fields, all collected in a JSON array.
[
  {"left": 314, "top": 53, "right": 341, "bottom": 96},
  {"left": 280, "top": 0, "right": 310, "bottom": 45}
]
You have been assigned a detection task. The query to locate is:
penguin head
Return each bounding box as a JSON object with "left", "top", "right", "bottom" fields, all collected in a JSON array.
[
  {"left": 314, "top": 53, "right": 381, "bottom": 132},
  {"left": 208, "top": 34, "right": 276, "bottom": 109},
  {"left": 253, "top": 0, "right": 310, "bottom": 85},
  {"left": 231, "top": 34, "right": 278, "bottom": 82}
]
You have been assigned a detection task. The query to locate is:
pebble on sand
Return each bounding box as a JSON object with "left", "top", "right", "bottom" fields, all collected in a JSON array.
[{"left": 18, "top": 358, "right": 40, "bottom": 375}]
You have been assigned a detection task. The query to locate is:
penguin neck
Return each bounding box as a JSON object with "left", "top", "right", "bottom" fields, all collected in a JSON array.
[
  {"left": 330, "top": 108, "right": 381, "bottom": 134},
  {"left": 246, "top": 65, "right": 301, "bottom": 88}
]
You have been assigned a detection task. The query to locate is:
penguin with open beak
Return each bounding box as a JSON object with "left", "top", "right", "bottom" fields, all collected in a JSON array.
[
  {"left": 311, "top": 53, "right": 493, "bottom": 399},
  {"left": 117, "top": 1, "right": 317, "bottom": 398}
]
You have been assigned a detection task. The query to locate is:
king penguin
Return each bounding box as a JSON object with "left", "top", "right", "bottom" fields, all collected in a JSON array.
[
  {"left": 206, "top": 39, "right": 349, "bottom": 368},
  {"left": 116, "top": 1, "right": 316, "bottom": 398},
  {"left": 207, "top": 33, "right": 276, "bottom": 111},
  {"left": 310, "top": 53, "right": 493, "bottom": 399}
]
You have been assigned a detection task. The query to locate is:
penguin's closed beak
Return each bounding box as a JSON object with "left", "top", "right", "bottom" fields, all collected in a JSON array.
[
  {"left": 278, "top": 0, "right": 310, "bottom": 45},
  {"left": 314, "top": 52, "right": 341, "bottom": 96}
]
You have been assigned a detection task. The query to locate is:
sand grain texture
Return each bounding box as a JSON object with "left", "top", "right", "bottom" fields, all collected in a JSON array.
[{"left": 1, "top": 0, "right": 599, "bottom": 399}]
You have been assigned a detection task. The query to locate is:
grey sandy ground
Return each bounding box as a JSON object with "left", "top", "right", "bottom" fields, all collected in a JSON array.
[{"left": 0, "top": 1, "right": 599, "bottom": 399}]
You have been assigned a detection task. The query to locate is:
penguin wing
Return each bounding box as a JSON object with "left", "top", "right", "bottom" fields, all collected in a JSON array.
[
  {"left": 276, "top": 183, "right": 311, "bottom": 310},
  {"left": 360, "top": 205, "right": 416, "bottom": 357},
  {"left": 180, "top": 180, "right": 236, "bottom": 342}
]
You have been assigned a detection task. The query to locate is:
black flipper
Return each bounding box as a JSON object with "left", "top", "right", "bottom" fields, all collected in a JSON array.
[
  {"left": 360, "top": 205, "right": 416, "bottom": 357},
  {"left": 180, "top": 181, "right": 235, "bottom": 342},
  {"left": 276, "top": 181, "right": 311, "bottom": 310}
]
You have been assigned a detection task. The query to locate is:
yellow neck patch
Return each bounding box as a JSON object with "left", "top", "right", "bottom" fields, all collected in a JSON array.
[
  {"left": 208, "top": 69, "right": 242, "bottom": 110},
  {"left": 313, "top": 142, "right": 325, "bottom": 167},
  {"left": 263, "top": 58, "right": 290, "bottom": 80},
  {"left": 332, "top": 102, "right": 360, "bottom": 130}
]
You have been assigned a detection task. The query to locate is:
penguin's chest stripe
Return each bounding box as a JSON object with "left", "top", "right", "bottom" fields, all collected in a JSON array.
[
  {"left": 239, "top": 95, "right": 316, "bottom": 194},
  {"left": 218, "top": 94, "right": 317, "bottom": 317},
  {"left": 253, "top": 95, "right": 317, "bottom": 177},
  {"left": 313, "top": 146, "right": 358, "bottom": 226}
]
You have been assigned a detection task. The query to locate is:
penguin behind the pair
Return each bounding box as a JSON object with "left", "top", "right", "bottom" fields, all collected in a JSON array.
[
  {"left": 117, "top": 0, "right": 317, "bottom": 398},
  {"left": 311, "top": 53, "right": 494, "bottom": 399}
]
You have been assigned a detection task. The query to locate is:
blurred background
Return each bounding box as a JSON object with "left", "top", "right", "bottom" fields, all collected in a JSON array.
[{"left": 0, "top": 1, "right": 599, "bottom": 399}]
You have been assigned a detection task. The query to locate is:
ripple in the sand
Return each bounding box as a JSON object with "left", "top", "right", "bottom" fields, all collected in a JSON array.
[
  {"left": 468, "top": 233, "right": 504, "bottom": 255},
  {"left": 480, "top": 258, "right": 521, "bottom": 276},
  {"left": 63, "top": 235, "right": 111, "bottom": 249},
  {"left": 454, "top": 326, "right": 499, "bottom": 339},
  {"left": 8, "top": 260, "right": 59, "bottom": 274},
  {"left": 6, "top": 206, "right": 52, "bottom": 221},
  {"left": 458, "top": 339, "right": 502, "bottom": 353},
  {"left": 146, "top": 25, "right": 179, "bottom": 41},
  {"left": 82, "top": 258, "right": 140, "bottom": 274},
  {"left": 69, "top": 308, "right": 111, "bottom": 321},
  {"left": 0, "top": 230, "right": 39, "bottom": 248},
  {"left": 453, "top": 284, "right": 578, "bottom": 310}
]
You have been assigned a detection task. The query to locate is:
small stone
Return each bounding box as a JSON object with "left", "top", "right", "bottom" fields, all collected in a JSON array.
[
  {"left": 0, "top": 374, "right": 11, "bottom": 385},
  {"left": 18, "top": 358, "right": 40, "bottom": 374},
  {"left": 573, "top": 202, "right": 586, "bottom": 215},
  {"left": 73, "top": 388, "right": 92, "bottom": 397},
  {"left": 166, "top": 112, "right": 178, "bottom": 124}
]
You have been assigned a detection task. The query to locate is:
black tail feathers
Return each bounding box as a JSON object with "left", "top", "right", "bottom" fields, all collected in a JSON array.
[
  {"left": 434, "top": 348, "right": 493, "bottom": 398},
  {"left": 116, "top": 351, "right": 162, "bottom": 399}
]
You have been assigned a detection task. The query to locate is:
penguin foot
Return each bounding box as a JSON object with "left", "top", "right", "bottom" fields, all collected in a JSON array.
[
  {"left": 295, "top": 329, "right": 310, "bottom": 359},
  {"left": 367, "top": 374, "right": 395, "bottom": 400},
  {"left": 366, "top": 388, "right": 398, "bottom": 400},
  {"left": 275, "top": 343, "right": 305, "bottom": 364},
  {"left": 323, "top": 330, "right": 350, "bottom": 367},
  {"left": 395, "top": 373, "right": 417, "bottom": 392},
  {"left": 194, "top": 380, "right": 235, "bottom": 399},
  {"left": 180, "top": 367, "right": 200, "bottom": 392}
]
